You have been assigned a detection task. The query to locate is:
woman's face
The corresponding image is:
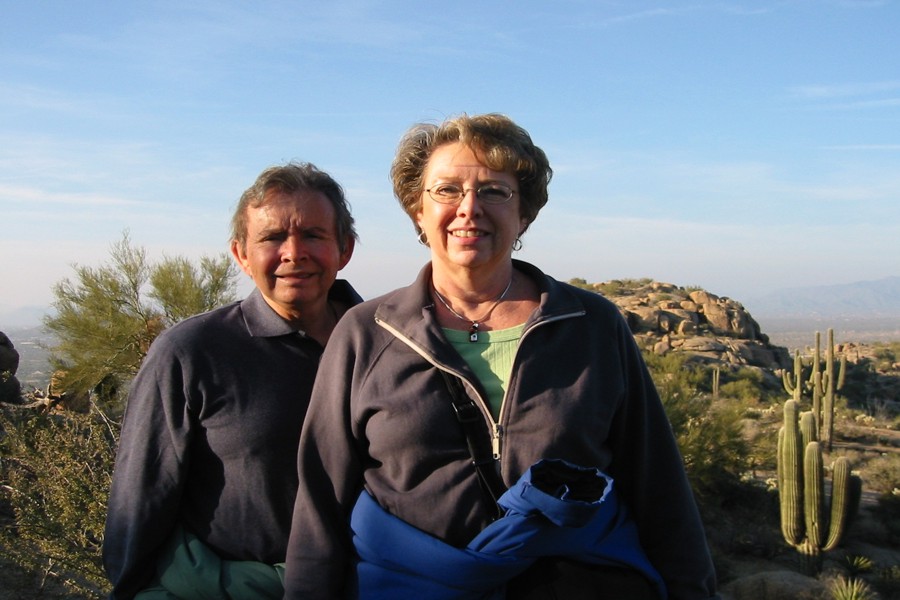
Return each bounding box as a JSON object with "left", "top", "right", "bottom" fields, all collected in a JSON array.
[{"left": 416, "top": 142, "right": 526, "bottom": 277}]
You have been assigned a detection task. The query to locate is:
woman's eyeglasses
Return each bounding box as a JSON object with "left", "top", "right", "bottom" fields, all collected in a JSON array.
[{"left": 425, "top": 183, "right": 516, "bottom": 205}]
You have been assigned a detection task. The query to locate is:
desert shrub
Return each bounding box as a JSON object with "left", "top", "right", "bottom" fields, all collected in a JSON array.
[
  {"left": 719, "top": 377, "right": 760, "bottom": 403},
  {"left": 593, "top": 277, "right": 652, "bottom": 297},
  {"left": 841, "top": 358, "right": 877, "bottom": 410},
  {"left": 871, "top": 343, "right": 898, "bottom": 372},
  {"left": 643, "top": 352, "right": 750, "bottom": 497},
  {"left": 844, "top": 555, "right": 875, "bottom": 576},
  {"left": 875, "top": 565, "right": 900, "bottom": 599},
  {"left": 717, "top": 366, "right": 776, "bottom": 404},
  {"left": 567, "top": 277, "right": 593, "bottom": 290},
  {"left": 826, "top": 575, "right": 878, "bottom": 600},
  {"left": 863, "top": 454, "right": 900, "bottom": 496},
  {"left": 0, "top": 403, "right": 116, "bottom": 598},
  {"left": 677, "top": 400, "right": 750, "bottom": 497},
  {"left": 861, "top": 396, "right": 899, "bottom": 427},
  {"left": 871, "top": 491, "right": 900, "bottom": 547}
]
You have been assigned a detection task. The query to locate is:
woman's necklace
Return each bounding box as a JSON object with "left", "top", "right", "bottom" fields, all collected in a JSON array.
[{"left": 432, "top": 278, "right": 513, "bottom": 342}]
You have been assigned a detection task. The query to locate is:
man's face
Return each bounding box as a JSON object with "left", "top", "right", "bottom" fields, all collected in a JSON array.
[{"left": 231, "top": 189, "right": 353, "bottom": 324}]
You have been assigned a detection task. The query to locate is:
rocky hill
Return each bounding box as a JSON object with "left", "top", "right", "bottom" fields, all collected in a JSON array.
[
  {"left": 574, "top": 278, "right": 792, "bottom": 373},
  {"left": 575, "top": 277, "right": 900, "bottom": 416}
]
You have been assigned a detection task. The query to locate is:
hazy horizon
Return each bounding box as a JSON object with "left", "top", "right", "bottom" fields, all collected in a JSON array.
[{"left": 4, "top": 273, "right": 900, "bottom": 331}]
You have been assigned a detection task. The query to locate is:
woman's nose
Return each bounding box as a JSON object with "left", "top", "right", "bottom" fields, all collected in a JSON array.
[{"left": 456, "top": 188, "right": 483, "bottom": 216}]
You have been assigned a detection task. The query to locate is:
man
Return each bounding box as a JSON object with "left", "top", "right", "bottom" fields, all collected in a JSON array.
[{"left": 103, "top": 162, "right": 360, "bottom": 599}]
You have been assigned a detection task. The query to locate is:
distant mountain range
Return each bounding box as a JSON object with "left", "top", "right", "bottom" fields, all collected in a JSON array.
[
  {"left": 740, "top": 276, "right": 900, "bottom": 348},
  {"left": 0, "top": 305, "right": 48, "bottom": 329},
  {"left": 741, "top": 276, "right": 900, "bottom": 319}
]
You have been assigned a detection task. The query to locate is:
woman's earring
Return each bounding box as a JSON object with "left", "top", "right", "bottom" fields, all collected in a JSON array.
[
  {"left": 512, "top": 238, "right": 523, "bottom": 251},
  {"left": 417, "top": 232, "right": 428, "bottom": 246}
]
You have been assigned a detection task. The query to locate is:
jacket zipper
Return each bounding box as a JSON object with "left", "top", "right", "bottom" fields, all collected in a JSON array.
[
  {"left": 493, "top": 310, "right": 586, "bottom": 459},
  {"left": 377, "top": 309, "right": 586, "bottom": 462},
  {"left": 376, "top": 317, "right": 497, "bottom": 439}
]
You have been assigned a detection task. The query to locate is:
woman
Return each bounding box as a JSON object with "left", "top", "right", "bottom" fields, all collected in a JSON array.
[{"left": 284, "top": 114, "right": 719, "bottom": 599}]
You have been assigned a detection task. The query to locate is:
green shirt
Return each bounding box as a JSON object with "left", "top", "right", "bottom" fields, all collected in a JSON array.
[{"left": 443, "top": 325, "right": 525, "bottom": 419}]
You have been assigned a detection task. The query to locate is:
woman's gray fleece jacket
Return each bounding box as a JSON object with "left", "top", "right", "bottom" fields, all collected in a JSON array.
[{"left": 284, "top": 260, "right": 719, "bottom": 600}]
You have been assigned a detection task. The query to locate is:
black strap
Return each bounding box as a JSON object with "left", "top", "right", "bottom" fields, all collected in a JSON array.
[{"left": 440, "top": 370, "right": 506, "bottom": 516}]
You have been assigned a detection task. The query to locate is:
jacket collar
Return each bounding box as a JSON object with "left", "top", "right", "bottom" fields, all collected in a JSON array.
[{"left": 374, "top": 260, "right": 585, "bottom": 353}]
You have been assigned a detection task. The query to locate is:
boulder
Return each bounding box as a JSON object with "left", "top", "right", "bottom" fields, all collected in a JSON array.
[
  {"left": 625, "top": 306, "right": 661, "bottom": 332},
  {"left": 1, "top": 331, "right": 22, "bottom": 403},
  {"left": 0, "top": 331, "right": 19, "bottom": 376},
  {"left": 720, "top": 570, "right": 826, "bottom": 600}
]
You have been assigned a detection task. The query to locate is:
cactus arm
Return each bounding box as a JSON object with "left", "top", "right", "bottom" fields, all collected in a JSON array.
[
  {"left": 823, "top": 457, "right": 852, "bottom": 551},
  {"left": 811, "top": 371, "right": 822, "bottom": 435},
  {"left": 804, "top": 441, "right": 825, "bottom": 550},
  {"left": 778, "top": 401, "right": 804, "bottom": 545},
  {"left": 823, "top": 385, "right": 835, "bottom": 451},
  {"left": 800, "top": 410, "right": 817, "bottom": 447},
  {"left": 837, "top": 354, "right": 846, "bottom": 390},
  {"left": 811, "top": 331, "right": 822, "bottom": 384},
  {"left": 822, "top": 328, "right": 845, "bottom": 451},
  {"left": 782, "top": 351, "right": 804, "bottom": 402},
  {"left": 783, "top": 369, "right": 798, "bottom": 399}
]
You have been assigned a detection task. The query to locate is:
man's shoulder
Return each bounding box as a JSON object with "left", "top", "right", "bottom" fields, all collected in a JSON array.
[{"left": 153, "top": 301, "right": 245, "bottom": 347}]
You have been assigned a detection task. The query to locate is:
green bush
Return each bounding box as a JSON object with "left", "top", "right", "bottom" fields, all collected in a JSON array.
[
  {"left": 1, "top": 404, "right": 116, "bottom": 598},
  {"left": 593, "top": 277, "right": 653, "bottom": 297},
  {"left": 44, "top": 231, "right": 237, "bottom": 415},
  {"left": 863, "top": 454, "right": 900, "bottom": 496},
  {"left": 871, "top": 343, "right": 899, "bottom": 372},
  {"left": 826, "top": 575, "right": 878, "bottom": 600},
  {"left": 718, "top": 367, "right": 782, "bottom": 404},
  {"left": 643, "top": 352, "right": 751, "bottom": 497}
]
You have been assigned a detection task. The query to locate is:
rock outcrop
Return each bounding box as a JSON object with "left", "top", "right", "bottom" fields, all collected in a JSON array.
[
  {"left": 578, "top": 279, "right": 792, "bottom": 374},
  {"left": 0, "top": 332, "right": 19, "bottom": 374},
  {"left": 0, "top": 331, "right": 22, "bottom": 402},
  {"left": 720, "top": 570, "right": 826, "bottom": 600}
]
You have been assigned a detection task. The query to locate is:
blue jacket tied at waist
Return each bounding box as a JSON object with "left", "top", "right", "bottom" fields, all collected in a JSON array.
[{"left": 349, "top": 459, "right": 666, "bottom": 599}]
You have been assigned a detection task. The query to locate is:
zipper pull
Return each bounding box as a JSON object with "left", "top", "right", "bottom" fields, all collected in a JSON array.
[{"left": 491, "top": 423, "right": 503, "bottom": 459}]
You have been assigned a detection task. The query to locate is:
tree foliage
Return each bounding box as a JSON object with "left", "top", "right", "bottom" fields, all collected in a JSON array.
[
  {"left": 43, "top": 232, "right": 238, "bottom": 412},
  {"left": 1, "top": 234, "right": 240, "bottom": 596}
]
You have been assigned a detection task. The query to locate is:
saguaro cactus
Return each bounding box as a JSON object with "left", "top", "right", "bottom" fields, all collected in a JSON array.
[
  {"left": 809, "top": 328, "right": 846, "bottom": 451},
  {"left": 711, "top": 365, "right": 720, "bottom": 399},
  {"left": 776, "top": 399, "right": 859, "bottom": 572},
  {"left": 781, "top": 350, "right": 806, "bottom": 402}
]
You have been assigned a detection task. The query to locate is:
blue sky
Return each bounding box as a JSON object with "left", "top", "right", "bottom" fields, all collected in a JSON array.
[{"left": 2, "top": 0, "right": 898, "bottom": 326}]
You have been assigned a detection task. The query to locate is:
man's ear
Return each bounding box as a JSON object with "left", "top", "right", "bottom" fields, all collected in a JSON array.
[
  {"left": 338, "top": 237, "right": 355, "bottom": 270},
  {"left": 230, "top": 239, "right": 252, "bottom": 276}
]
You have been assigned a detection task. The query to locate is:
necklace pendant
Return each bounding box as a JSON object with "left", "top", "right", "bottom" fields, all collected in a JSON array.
[{"left": 469, "top": 322, "right": 479, "bottom": 343}]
